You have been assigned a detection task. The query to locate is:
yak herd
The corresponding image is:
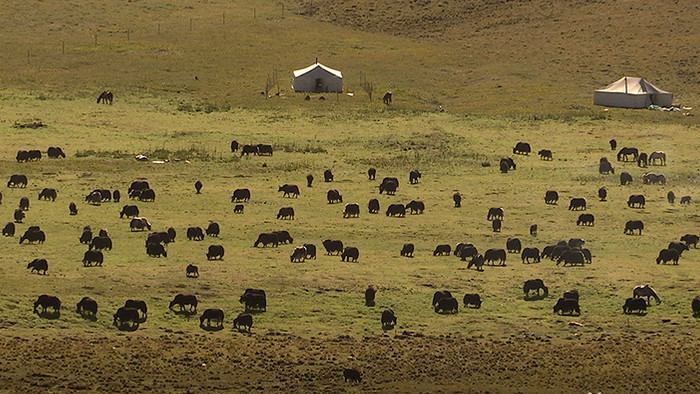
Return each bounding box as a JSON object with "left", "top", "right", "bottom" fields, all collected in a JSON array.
[{"left": 3, "top": 138, "right": 699, "bottom": 384}]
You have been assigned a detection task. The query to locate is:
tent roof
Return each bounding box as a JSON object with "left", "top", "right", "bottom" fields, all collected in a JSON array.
[
  {"left": 293, "top": 62, "right": 342, "bottom": 78},
  {"left": 595, "top": 76, "right": 670, "bottom": 95}
]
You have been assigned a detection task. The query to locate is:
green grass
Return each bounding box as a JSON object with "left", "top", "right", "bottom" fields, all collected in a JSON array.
[{"left": 0, "top": 94, "right": 698, "bottom": 342}]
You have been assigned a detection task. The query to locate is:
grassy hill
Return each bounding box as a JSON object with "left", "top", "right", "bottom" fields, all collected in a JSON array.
[{"left": 0, "top": 0, "right": 697, "bottom": 114}]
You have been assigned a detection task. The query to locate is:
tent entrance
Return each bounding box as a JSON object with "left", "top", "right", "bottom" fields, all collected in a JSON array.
[{"left": 315, "top": 78, "right": 323, "bottom": 93}]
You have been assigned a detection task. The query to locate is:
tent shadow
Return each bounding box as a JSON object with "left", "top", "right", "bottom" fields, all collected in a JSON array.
[{"left": 199, "top": 324, "right": 224, "bottom": 332}]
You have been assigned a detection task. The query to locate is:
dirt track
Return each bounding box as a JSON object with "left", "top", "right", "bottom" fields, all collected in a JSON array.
[{"left": 1, "top": 332, "right": 698, "bottom": 393}]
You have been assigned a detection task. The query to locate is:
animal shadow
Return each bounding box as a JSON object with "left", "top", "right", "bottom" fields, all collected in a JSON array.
[
  {"left": 365, "top": 301, "right": 375, "bottom": 307},
  {"left": 382, "top": 324, "right": 395, "bottom": 331},
  {"left": 79, "top": 314, "right": 98, "bottom": 322},
  {"left": 200, "top": 324, "right": 224, "bottom": 332},
  {"left": 523, "top": 294, "right": 547, "bottom": 301},
  {"left": 36, "top": 311, "right": 60, "bottom": 320},
  {"left": 115, "top": 323, "right": 139, "bottom": 332}
]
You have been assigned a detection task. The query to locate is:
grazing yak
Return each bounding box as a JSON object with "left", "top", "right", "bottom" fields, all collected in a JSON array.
[
  {"left": 381, "top": 309, "right": 397, "bottom": 328},
  {"left": 633, "top": 285, "right": 661, "bottom": 305},
  {"left": 692, "top": 296, "right": 700, "bottom": 317},
  {"left": 186, "top": 264, "right": 199, "bottom": 278},
  {"left": 290, "top": 246, "right": 306, "bottom": 262},
  {"left": 34, "top": 295, "right": 61, "bottom": 314},
  {"left": 200, "top": 309, "right": 225, "bottom": 328},
  {"left": 599, "top": 158, "right": 614, "bottom": 174},
  {"left": 563, "top": 290, "right": 579, "bottom": 301},
  {"left": 327, "top": 189, "right": 343, "bottom": 204},
  {"left": 167, "top": 227, "right": 176, "bottom": 242},
  {"left": 303, "top": 244, "right": 317, "bottom": 259},
  {"left": 400, "top": 243, "right": 414, "bottom": 257},
  {"left": 365, "top": 285, "right": 376, "bottom": 306},
  {"left": 501, "top": 157, "right": 516, "bottom": 171},
  {"left": 557, "top": 250, "right": 585, "bottom": 266},
  {"left": 234, "top": 313, "right": 253, "bottom": 332},
  {"left": 278, "top": 184, "right": 300, "bottom": 198},
  {"left": 344, "top": 368, "right": 362, "bottom": 383},
  {"left": 624, "top": 220, "right": 644, "bottom": 235},
  {"left": 83, "top": 250, "right": 104, "bottom": 267},
  {"left": 254, "top": 233, "right": 278, "bottom": 248},
  {"left": 7, "top": 174, "right": 28, "bottom": 188},
  {"left": 324, "top": 169, "right": 334, "bottom": 182},
  {"left": 322, "top": 239, "right": 343, "bottom": 255},
  {"left": 383, "top": 91, "right": 392, "bottom": 104},
  {"left": 680, "top": 196, "right": 691, "bottom": 205},
  {"left": 257, "top": 144, "right": 273, "bottom": 156},
  {"left": 19, "top": 196, "right": 30, "bottom": 211},
  {"left": 386, "top": 204, "right": 406, "bottom": 217},
  {"left": 79, "top": 228, "right": 93, "bottom": 244},
  {"left": 642, "top": 172, "right": 666, "bottom": 185},
  {"left": 406, "top": 200, "right": 424, "bottom": 214},
  {"left": 667, "top": 241, "right": 689, "bottom": 256},
  {"left": 435, "top": 297, "right": 459, "bottom": 314},
  {"left": 491, "top": 219, "right": 502, "bottom": 232},
  {"left": 367, "top": 168, "right": 376, "bottom": 180},
  {"left": 433, "top": 244, "right": 451, "bottom": 256},
  {"left": 553, "top": 298, "right": 580, "bottom": 315},
  {"left": 240, "top": 145, "right": 259, "bottom": 156},
  {"left": 306, "top": 174, "right": 314, "bottom": 187},
  {"left": 577, "top": 214, "right": 594, "bottom": 226},
  {"left": 681, "top": 234, "right": 699, "bottom": 248},
  {"left": 128, "top": 181, "right": 150, "bottom": 195},
  {"left": 521, "top": 248, "right": 540, "bottom": 264},
  {"left": 513, "top": 142, "right": 531, "bottom": 155},
  {"left": 231, "top": 188, "right": 251, "bottom": 202},
  {"left": 120, "top": 205, "right": 139, "bottom": 219},
  {"left": 620, "top": 172, "right": 633, "bottom": 185},
  {"left": 38, "top": 188, "right": 57, "bottom": 201},
  {"left": 273, "top": 230, "right": 293, "bottom": 244},
  {"left": 206, "top": 245, "right": 225, "bottom": 260},
  {"left": 146, "top": 243, "right": 167, "bottom": 258},
  {"left": 627, "top": 195, "right": 646, "bottom": 208},
  {"left": 568, "top": 238, "right": 585, "bottom": 249},
  {"left": 487, "top": 207, "right": 504, "bottom": 221},
  {"left": 113, "top": 307, "right": 140, "bottom": 328},
  {"left": 138, "top": 188, "right": 156, "bottom": 202},
  {"left": 187, "top": 227, "right": 205, "bottom": 241},
  {"left": 124, "top": 300, "right": 148, "bottom": 320},
  {"left": 194, "top": 180, "right": 203, "bottom": 194},
  {"left": 637, "top": 152, "right": 648, "bottom": 167},
  {"left": 130, "top": 217, "right": 151, "bottom": 231},
  {"left": 506, "top": 238, "right": 521, "bottom": 253},
  {"left": 88, "top": 235, "right": 112, "bottom": 250},
  {"left": 76, "top": 297, "right": 98, "bottom": 317},
  {"left": 69, "top": 202, "right": 78, "bottom": 215},
  {"left": 341, "top": 247, "right": 359, "bottom": 262},
  {"left": 568, "top": 198, "right": 587, "bottom": 211},
  {"left": 463, "top": 293, "right": 482, "bottom": 309},
  {"left": 453, "top": 192, "right": 462, "bottom": 208},
  {"left": 649, "top": 151, "right": 666, "bottom": 166},
  {"left": 609, "top": 139, "right": 617, "bottom": 151},
  {"left": 667, "top": 191, "right": 676, "bottom": 204},
  {"left": 20, "top": 229, "right": 45, "bottom": 244},
  {"left": 467, "top": 254, "right": 485, "bottom": 271},
  {"left": 230, "top": 140, "right": 239, "bottom": 152},
  {"left": 343, "top": 203, "right": 360, "bottom": 218},
  {"left": 367, "top": 199, "right": 380, "bottom": 214},
  {"left": 524, "top": 279, "right": 548, "bottom": 298},
  {"left": 379, "top": 179, "right": 398, "bottom": 195},
  {"left": 432, "top": 291, "right": 453, "bottom": 307},
  {"left": 499, "top": 159, "right": 510, "bottom": 173},
  {"left": 233, "top": 204, "right": 244, "bottom": 214},
  {"left": 458, "top": 244, "right": 479, "bottom": 261},
  {"left": 544, "top": 190, "right": 559, "bottom": 204},
  {"left": 3, "top": 222, "right": 15, "bottom": 237},
  {"left": 27, "top": 258, "right": 49, "bottom": 274},
  {"left": 240, "top": 289, "right": 266, "bottom": 312},
  {"left": 617, "top": 147, "right": 639, "bottom": 162},
  {"left": 598, "top": 187, "right": 607, "bottom": 201},
  {"left": 146, "top": 232, "right": 170, "bottom": 246},
  {"left": 530, "top": 224, "right": 538, "bottom": 236},
  {"left": 484, "top": 249, "right": 506, "bottom": 266},
  {"left": 206, "top": 222, "right": 220, "bottom": 236},
  {"left": 656, "top": 249, "right": 679, "bottom": 265},
  {"left": 169, "top": 294, "right": 198, "bottom": 313},
  {"left": 409, "top": 170, "right": 421, "bottom": 184},
  {"left": 623, "top": 297, "right": 647, "bottom": 314},
  {"left": 538, "top": 149, "right": 553, "bottom": 160},
  {"left": 16, "top": 150, "right": 29, "bottom": 162}
]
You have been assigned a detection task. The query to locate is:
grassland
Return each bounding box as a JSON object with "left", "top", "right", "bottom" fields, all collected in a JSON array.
[{"left": 0, "top": 0, "right": 699, "bottom": 391}]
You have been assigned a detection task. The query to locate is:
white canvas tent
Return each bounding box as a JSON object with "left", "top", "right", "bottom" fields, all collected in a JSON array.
[
  {"left": 594, "top": 77, "right": 672, "bottom": 108},
  {"left": 292, "top": 62, "right": 342, "bottom": 93}
]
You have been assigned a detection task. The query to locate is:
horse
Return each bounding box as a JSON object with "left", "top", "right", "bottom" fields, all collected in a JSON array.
[
  {"left": 649, "top": 151, "right": 666, "bottom": 166},
  {"left": 633, "top": 285, "right": 661, "bottom": 305},
  {"left": 97, "top": 91, "right": 113, "bottom": 104}
]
